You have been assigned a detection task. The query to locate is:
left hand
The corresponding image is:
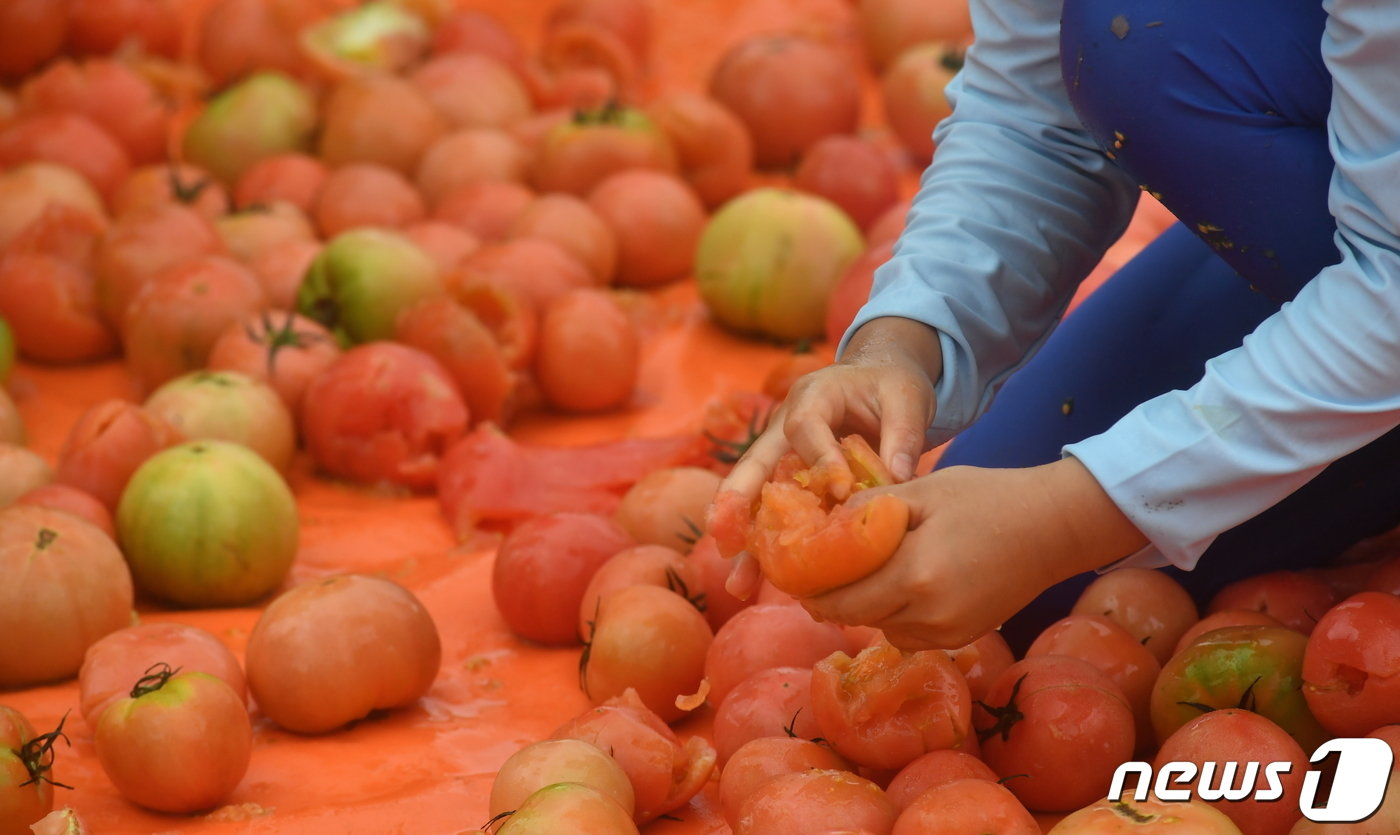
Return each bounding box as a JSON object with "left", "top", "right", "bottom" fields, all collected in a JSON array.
[{"left": 800, "top": 457, "right": 1149, "bottom": 651}]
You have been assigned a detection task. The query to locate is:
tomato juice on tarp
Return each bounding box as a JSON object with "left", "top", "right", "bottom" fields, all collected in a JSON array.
[{"left": 0, "top": 0, "right": 1166, "bottom": 831}]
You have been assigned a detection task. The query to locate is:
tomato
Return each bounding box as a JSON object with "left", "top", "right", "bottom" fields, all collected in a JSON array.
[
  {"left": 709, "top": 34, "right": 861, "bottom": 168},
  {"left": 496, "top": 782, "right": 639, "bottom": 834},
  {"left": 577, "top": 545, "right": 704, "bottom": 639},
  {"left": 712, "top": 666, "right": 821, "bottom": 764},
  {"left": 1151, "top": 708, "right": 1308, "bottom": 835},
  {"left": 0, "top": 0, "right": 66, "bottom": 82},
  {"left": 810, "top": 641, "right": 974, "bottom": 771},
  {"left": 539, "top": 22, "right": 641, "bottom": 105},
  {"left": 26, "top": 807, "right": 89, "bottom": 835},
  {"left": 794, "top": 136, "right": 903, "bottom": 233},
  {"left": 0, "top": 247, "right": 117, "bottom": 364},
  {"left": 249, "top": 239, "right": 321, "bottom": 311},
  {"left": 78, "top": 622, "right": 246, "bottom": 731},
  {"left": 18, "top": 59, "right": 171, "bottom": 167},
  {"left": 709, "top": 435, "right": 909, "bottom": 597},
  {"left": 0, "top": 320, "right": 13, "bottom": 388},
  {"left": 318, "top": 75, "right": 446, "bottom": 175},
  {"left": 1174, "top": 609, "right": 1287, "bottom": 659},
  {"left": 233, "top": 153, "right": 328, "bottom": 214},
  {"left": 299, "top": 1, "right": 430, "bottom": 81},
  {"left": 197, "top": 0, "right": 308, "bottom": 87},
  {"left": 14, "top": 485, "right": 114, "bottom": 540},
  {"left": 550, "top": 688, "right": 716, "bottom": 824},
  {"left": 0, "top": 163, "right": 106, "bottom": 252},
  {"left": 53, "top": 400, "right": 181, "bottom": 513},
  {"left": 686, "top": 533, "right": 755, "bottom": 630},
  {"left": 117, "top": 440, "right": 298, "bottom": 607},
  {"left": 645, "top": 92, "right": 754, "bottom": 210},
  {"left": 111, "top": 165, "right": 229, "bottom": 222},
  {"left": 181, "top": 72, "right": 318, "bottom": 187},
  {"left": 0, "top": 505, "right": 133, "bottom": 689},
  {"left": 546, "top": 0, "right": 651, "bottom": 70},
  {"left": 0, "top": 706, "right": 63, "bottom": 832},
  {"left": 1049, "top": 797, "right": 1245, "bottom": 833},
  {"left": 614, "top": 466, "right": 722, "bottom": 553},
  {"left": 94, "top": 665, "right": 251, "bottom": 813},
  {"left": 584, "top": 170, "right": 707, "bottom": 288},
  {"left": 534, "top": 288, "right": 640, "bottom": 413},
  {"left": 66, "top": 0, "right": 180, "bottom": 59},
  {"left": 735, "top": 768, "right": 897, "bottom": 835},
  {"left": 402, "top": 221, "right": 482, "bottom": 275},
  {"left": 696, "top": 187, "right": 865, "bottom": 343},
  {"left": 0, "top": 444, "right": 53, "bottom": 510},
  {"left": 450, "top": 238, "right": 591, "bottom": 314},
  {"left": 437, "top": 424, "right": 708, "bottom": 535},
  {"left": 530, "top": 103, "right": 677, "bottom": 197},
  {"left": 122, "top": 255, "right": 266, "bottom": 395},
  {"left": 1207, "top": 571, "right": 1339, "bottom": 636},
  {"left": 705, "top": 604, "right": 851, "bottom": 705},
  {"left": 142, "top": 370, "right": 296, "bottom": 473},
  {"left": 490, "top": 739, "right": 635, "bottom": 819},
  {"left": 415, "top": 129, "right": 530, "bottom": 209},
  {"left": 431, "top": 9, "right": 528, "bottom": 75},
  {"left": 297, "top": 229, "right": 443, "bottom": 347},
  {"left": 301, "top": 342, "right": 469, "bottom": 489},
  {"left": 880, "top": 44, "right": 961, "bottom": 163},
  {"left": 434, "top": 180, "right": 536, "bottom": 242},
  {"left": 0, "top": 114, "right": 131, "bottom": 204},
  {"left": 1028, "top": 614, "right": 1163, "bottom": 753},
  {"left": 93, "top": 203, "right": 224, "bottom": 335},
  {"left": 867, "top": 199, "right": 911, "bottom": 249},
  {"left": 859, "top": 0, "right": 972, "bottom": 70},
  {"left": 312, "top": 163, "right": 426, "bottom": 238},
  {"left": 245, "top": 574, "right": 440, "bottom": 734},
  {"left": 718, "top": 735, "right": 851, "bottom": 826},
  {"left": 393, "top": 295, "right": 513, "bottom": 426},
  {"left": 215, "top": 201, "right": 317, "bottom": 266},
  {"left": 493, "top": 511, "right": 634, "bottom": 645},
  {"left": 1301, "top": 591, "right": 1400, "bottom": 737},
  {"left": 580, "top": 584, "right": 713, "bottom": 722},
  {"left": 206, "top": 310, "right": 342, "bottom": 422},
  {"left": 410, "top": 53, "right": 531, "bottom": 131},
  {"left": 1073, "top": 567, "right": 1202, "bottom": 666},
  {"left": 510, "top": 193, "right": 618, "bottom": 286},
  {"left": 884, "top": 749, "right": 999, "bottom": 812},
  {"left": 893, "top": 777, "right": 1039, "bottom": 835},
  {"left": 945, "top": 629, "right": 1016, "bottom": 704},
  {"left": 1151, "top": 625, "right": 1328, "bottom": 752},
  {"left": 975, "top": 655, "right": 1137, "bottom": 813}
]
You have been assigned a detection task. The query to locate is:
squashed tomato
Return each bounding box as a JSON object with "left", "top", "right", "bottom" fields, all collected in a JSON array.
[
  {"left": 707, "top": 434, "right": 909, "bottom": 597},
  {"left": 1301, "top": 591, "right": 1400, "bottom": 737}
]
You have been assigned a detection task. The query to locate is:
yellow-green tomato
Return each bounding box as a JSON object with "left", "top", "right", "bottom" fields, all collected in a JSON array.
[{"left": 0, "top": 316, "right": 14, "bottom": 383}]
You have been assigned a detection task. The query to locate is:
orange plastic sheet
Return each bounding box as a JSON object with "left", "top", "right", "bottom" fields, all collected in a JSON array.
[{"left": 0, "top": 0, "right": 1170, "bottom": 832}]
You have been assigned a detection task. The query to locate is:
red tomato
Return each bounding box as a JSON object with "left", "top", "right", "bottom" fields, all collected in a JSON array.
[
  {"left": 0, "top": 444, "right": 52, "bottom": 509},
  {"left": 0, "top": 706, "right": 62, "bottom": 831},
  {"left": 248, "top": 239, "right": 321, "bottom": 311},
  {"left": 1207, "top": 570, "right": 1339, "bottom": 636},
  {"left": 705, "top": 604, "right": 851, "bottom": 706},
  {"left": 0, "top": 163, "right": 106, "bottom": 252},
  {"left": 530, "top": 103, "right": 677, "bottom": 197},
  {"left": 312, "top": 163, "right": 426, "bottom": 238},
  {"left": 794, "top": 136, "right": 903, "bottom": 232},
  {"left": 215, "top": 201, "right": 316, "bottom": 266},
  {"left": 735, "top": 768, "right": 897, "bottom": 835},
  {"left": 944, "top": 629, "right": 1016, "bottom": 704},
  {"left": 301, "top": 342, "right": 470, "bottom": 490},
  {"left": 66, "top": 0, "right": 180, "bottom": 59},
  {"left": 1302, "top": 591, "right": 1400, "bottom": 737},
  {"left": 431, "top": 9, "right": 528, "bottom": 75},
  {"left": 318, "top": 76, "right": 446, "bottom": 175},
  {"left": 111, "top": 164, "right": 229, "bottom": 221},
  {"left": 0, "top": 390, "right": 19, "bottom": 446},
  {"left": 811, "top": 641, "right": 974, "bottom": 771},
  {"left": 545, "top": 0, "right": 651, "bottom": 70},
  {"left": 415, "top": 129, "right": 530, "bottom": 209},
  {"left": 858, "top": 0, "right": 973, "bottom": 70},
  {"left": 0, "top": 114, "right": 131, "bottom": 203},
  {"left": 884, "top": 749, "right": 999, "bottom": 812},
  {"left": 509, "top": 193, "right": 618, "bottom": 285},
  {"left": 13, "top": 484, "right": 114, "bottom": 540},
  {"left": 53, "top": 399, "right": 182, "bottom": 513},
  {"left": 1048, "top": 796, "right": 1246, "bottom": 833},
  {"left": 893, "top": 778, "right": 1039, "bottom": 835},
  {"left": 550, "top": 688, "right": 716, "bottom": 824},
  {"left": 0, "top": 0, "right": 66, "bottom": 82},
  {"left": 880, "top": 44, "right": 961, "bottom": 163},
  {"left": 0, "top": 506, "right": 133, "bottom": 689},
  {"left": 1028, "top": 614, "right": 1162, "bottom": 753},
  {"left": 94, "top": 665, "right": 251, "bottom": 813},
  {"left": 699, "top": 389, "right": 778, "bottom": 472},
  {"left": 1151, "top": 708, "right": 1309, "bottom": 835},
  {"left": 245, "top": 574, "right": 441, "bottom": 734},
  {"left": 206, "top": 310, "right": 342, "bottom": 423},
  {"left": 434, "top": 180, "right": 536, "bottom": 242},
  {"left": 0, "top": 252, "right": 116, "bottom": 364},
  {"left": 492, "top": 511, "right": 635, "bottom": 646},
  {"left": 867, "top": 199, "right": 911, "bottom": 249},
  {"left": 645, "top": 92, "right": 754, "bottom": 209},
  {"left": 718, "top": 735, "right": 851, "bottom": 826},
  {"left": 577, "top": 545, "right": 704, "bottom": 639},
  {"left": 197, "top": 0, "right": 309, "bottom": 87},
  {"left": 17, "top": 59, "right": 171, "bottom": 166},
  {"left": 975, "top": 655, "right": 1136, "bottom": 813},
  {"left": 686, "top": 533, "right": 756, "bottom": 631},
  {"left": 1151, "top": 625, "right": 1328, "bottom": 752},
  {"left": 534, "top": 288, "right": 639, "bottom": 413},
  {"left": 614, "top": 466, "right": 721, "bottom": 553},
  {"left": 233, "top": 153, "right": 329, "bottom": 214},
  {"left": 1072, "top": 566, "right": 1201, "bottom": 666},
  {"left": 93, "top": 203, "right": 225, "bottom": 335},
  {"left": 450, "top": 238, "right": 592, "bottom": 312},
  {"left": 709, "top": 34, "right": 861, "bottom": 168},
  {"left": 489, "top": 739, "right": 635, "bottom": 819},
  {"left": 410, "top": 53, "right": 531, "bottom": 132},
  {"left": 712, "top": 667, "right": 821, "bottom": 765},
  {"left": 78, "top": 622, "right": 246, "bottom": 730},
  {"left": 393, "top": 295, "right": 513, "bottom": 426},
  {"left": 580, "top": 584, "right": 713, "bottom": 722},
  {"left": 1173, "top": 609, "right": 1286, "bottom": 658},
  {"left": 401, "top": 221, "right": 481, "bottom": 275},
  {"left": 586, "top": 170, "right": 707, "bottom": 287}
]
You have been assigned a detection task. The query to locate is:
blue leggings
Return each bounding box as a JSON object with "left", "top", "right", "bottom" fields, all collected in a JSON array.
[{"left": 939, "top": 0, "right": 1400, "bottom": 652}]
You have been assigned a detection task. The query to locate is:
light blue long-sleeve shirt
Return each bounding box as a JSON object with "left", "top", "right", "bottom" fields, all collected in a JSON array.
[{"left": 844, "top": 0, "right": 1400, "bottom": 570}]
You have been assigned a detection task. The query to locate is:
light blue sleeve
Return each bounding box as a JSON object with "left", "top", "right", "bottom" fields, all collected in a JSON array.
[
  {"left": 1067, "top": 0, "right": 1400, "bottom": 570},
  {"left": 840, "top": 0, "right": 1140, "bottom": 446}
]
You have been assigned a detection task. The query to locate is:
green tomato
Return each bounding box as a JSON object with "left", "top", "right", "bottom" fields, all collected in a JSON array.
[
  {"left": 0, "top": 315, "right": 15, "bottom": 383},
  {"left": 116, "top": 440, "right": 299, "bottom": 607},
  {"left": 296, "top": 228, "right": 441, "bottom": 346}
]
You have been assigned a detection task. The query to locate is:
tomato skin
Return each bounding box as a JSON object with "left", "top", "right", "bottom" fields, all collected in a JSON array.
[
  {"left": 577, "top": 544, "right": 703, "bottom": 639},
  {"left": 880, "top": 44, "right": 960, "bottom": 163},
  {"left": 811, "top": 641, "right": 974, "bottom": 771},
  {"left": 1206, "top": 570, "right": 1339, "bottom": 637},
  {"left": 1174, "top": 609, "right": 1286, "bottom": 659},
  {"left": 885, "top": 749, "right": 999, "bottom": 813},
  {"left": 0, "top": 706, "right": 56, "bottom": 831},
  {"left": 1048, "top": 796, "right": 1245, "bottom": 833},
  {"left": 509, "top": 192, "right": 618, "bottom": 286},
  {"left": 1301, "top": 591, "right": 1400, "bottom": 737},
  {"left": 490, "top": 739, "right": 635, "bottom": 820},
  {"left": 893, "top": 777, "right": 1040, "bottom": 835},
  {"left": 318, "top": 75, "right": 446, "bottom": 176},
  {"left": 53, "top": 399, "right": 182, "bottom": 513},
  {"left": 705, "top": 604, "right": 850, "bottom": 706},
  {"left": 530, "top": 105, "right": 677, "bottom": 197},
  {"left": 117, "top": 440, "right": 299, "bottom": 608},
  {"left": 93, "top": 203, "right": 224, "bottom": 337},
  {"left": 712, "top": 667, "right": 820, "bottom": 765},
  {"left": 794, "top": 135, "right": 902, "bottom": 232},
  {"left": 645, "top": 92, "right": 754, "bottom": 209},
  {"left": 143, "top": 370, "right": 297, "bottom": 474},
  {"left": 1151, "top": 625, "right": 1328, "bottom": 752},
  {"left": 586, "top": 170, "right": 707, "bottom": 287},
  {"left": 735, "top": 768, "right": 897, "bottom": 835},
  {"left": 0, "top": 505, "right": 133, "bottom": 689},
  {"left": 94, "top": 670, "right": 251, "bottom": 813},
  {"left": 1073, "top": 567, "right": 1201, "bottom": 666},
  {"left": 945, "top": 629, "right": 1016, "bottom": 704},
  {"left": 13, "top": 484, "right": 114, "bottom": 540},
  {"left": 393, "top": 295, "right": 512, "bottom": 427},
  {"left": 534, "top": 288, "right": 639, "bottom": 413},
  {"left": 496, "top": 782, "right": 639, "bottom": 834},
  {"left": 234, "top": 153, "right": 328, "bottom": 214},
  {"left": 245, "top": 574, "right": 441, "bottom": 734},
  {"left": 206, "top": 311, "right": 342, "bottom": 423}
]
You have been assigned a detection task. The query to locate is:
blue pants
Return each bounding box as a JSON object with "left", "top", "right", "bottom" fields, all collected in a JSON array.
[{"left": 938, "top": 0, "right": 1400, "bottom": 652}]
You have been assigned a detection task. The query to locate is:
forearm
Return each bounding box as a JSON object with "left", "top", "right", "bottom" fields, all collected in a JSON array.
[{"left": 1030, "top": 456, "right": 1150, "bottom": 583}]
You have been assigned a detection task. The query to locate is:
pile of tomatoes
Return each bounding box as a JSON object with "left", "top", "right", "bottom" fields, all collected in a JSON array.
[{"left": 2, "top": 0, "right": 1396, "bottom": 834}]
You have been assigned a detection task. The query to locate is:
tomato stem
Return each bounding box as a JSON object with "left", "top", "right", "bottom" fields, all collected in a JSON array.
[
  {"left": 664, "top": 566, "right": 707, "bottom": 613},
  {"left": 18, "top": 711, "right": 73, "bottom": 791},
  {"left": 166, "top": 164, "right": 211, "bottom": 206},
  {"left": 130, "top": 662, "right": 181, "bottom": 699},
  {"left": 245, "top": 308, "right": 328, "bottom": 378},
  {"left": 975, "top": 673, "right": 1027, "bottom": 743},
  {"left": 481, "top": 809, "right": 514, "bottom": 833}
]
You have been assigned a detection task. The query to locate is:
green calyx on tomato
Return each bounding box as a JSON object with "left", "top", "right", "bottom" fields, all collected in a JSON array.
[
  {"left": 244, "top": 308, "right": 331, "bottom": 377},
  {"left": 14, "top": 712, "right": 73, "bottom": 792},
  {"left": 976, "top": 673, "right": 1028, "bottom": 744},
  {"left": 128, "top": 662, "right": 181, "bottom": 699}
]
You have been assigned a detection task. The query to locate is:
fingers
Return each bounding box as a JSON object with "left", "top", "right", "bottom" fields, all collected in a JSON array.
[
  {"left": 717, "top": 410, "right": 792, "bottom": 502},
  {"left": 724, "top": 551, "right": 763, "bottom": 601},
  {"left": 877, "top": 374, "right": 934, "bottom": 483},
  {"left": 801, "top": 571, "right": 909, "bottom": 628},
  {"left": 783, "top": 391, "right": 848, "bottom": 487}
]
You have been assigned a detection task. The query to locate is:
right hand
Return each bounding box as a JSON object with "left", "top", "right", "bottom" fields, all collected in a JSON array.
[{"left": 714, "top": 316, "right": 943, "bottom": 597}]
